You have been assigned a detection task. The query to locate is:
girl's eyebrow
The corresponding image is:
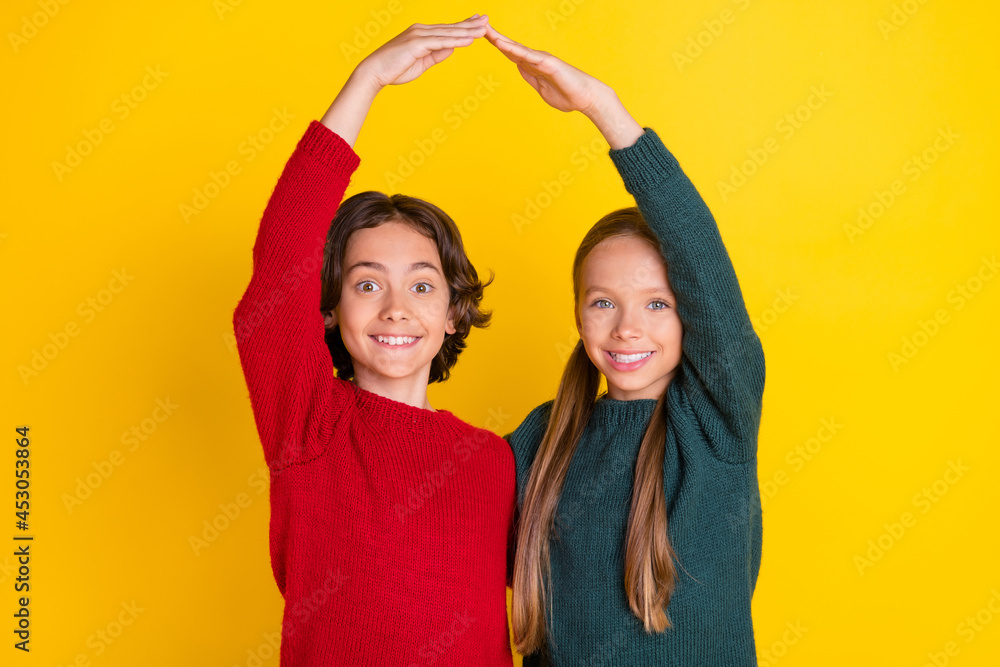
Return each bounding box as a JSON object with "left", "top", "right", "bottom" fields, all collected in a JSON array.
[
  {"left": 583, "top": 285, "right": 674, "bottom": 296},
  {"left": 346, "top": 260, "right": 442, "bottom": 275}
]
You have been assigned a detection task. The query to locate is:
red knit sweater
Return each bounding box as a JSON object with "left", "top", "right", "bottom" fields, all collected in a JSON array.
[{"left": 233, "top": 120, "right": 516, "bottom": 666}]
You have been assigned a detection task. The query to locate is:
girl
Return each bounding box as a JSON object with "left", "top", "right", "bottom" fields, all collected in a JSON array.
[
  {"left": 485, "top": 24, "right": 767, "bottom": 665},
  {"left": 233, "top": 16, "right": 515, "bottom": 666}
]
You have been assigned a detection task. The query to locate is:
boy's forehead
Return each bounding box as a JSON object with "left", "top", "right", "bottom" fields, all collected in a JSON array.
[{"left": 344, "top": 222, "right": 443, "bottom": 269}]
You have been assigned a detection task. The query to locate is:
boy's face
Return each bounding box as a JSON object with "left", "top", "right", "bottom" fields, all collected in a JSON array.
[
  {"left": 576, "top": 235, "right": 683, "bottom": 401},
  {"left": 325, "top": 221, "right": 456, "bottom": 392}
]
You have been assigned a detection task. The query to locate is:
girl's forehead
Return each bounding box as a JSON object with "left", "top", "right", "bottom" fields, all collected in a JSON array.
[{"left": 580, "top": 237, "right": 671, "bottom": 291}]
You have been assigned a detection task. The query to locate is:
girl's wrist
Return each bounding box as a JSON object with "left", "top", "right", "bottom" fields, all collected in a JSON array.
[{"left": 583, "top": 87, "right": 644, "bottom": 150}]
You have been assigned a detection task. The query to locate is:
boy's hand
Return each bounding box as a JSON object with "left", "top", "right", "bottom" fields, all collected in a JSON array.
[
  {"left": 322, "top": 15, "right": 488, "bottom": 146},
  {"left": 356, "top": 15, "right": 490, "bottom": 90}
]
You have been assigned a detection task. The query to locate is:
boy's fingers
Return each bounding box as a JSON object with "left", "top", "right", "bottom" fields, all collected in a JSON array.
[
  {"left": 414, "top": 25, "right": 487, "bottom": 37},
  {"left": 422, "top": 36, "right": 481, "bottom": 52},
  {"left": 421, "top": 15, "right": 488, "bottom": 29},
  {"left": 429, "top": 47, "right": 456, "bottom": 65}
]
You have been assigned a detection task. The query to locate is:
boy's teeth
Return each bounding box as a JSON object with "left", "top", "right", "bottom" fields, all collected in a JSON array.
[
  {"left": 376, "top": 335, "right": 416, "bottom": 346},
  {"left": 611, "top": 351, "right": 651, "bottom": 363}
]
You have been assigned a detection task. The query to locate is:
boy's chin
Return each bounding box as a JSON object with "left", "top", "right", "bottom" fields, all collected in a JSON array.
[{"left": 357, "top": 358, "right": 433, "bottom": 382}]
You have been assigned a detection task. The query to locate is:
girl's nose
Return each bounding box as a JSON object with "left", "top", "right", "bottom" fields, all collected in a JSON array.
[{"left": 611, "top": 308, "right": 642, "bottom": 340}]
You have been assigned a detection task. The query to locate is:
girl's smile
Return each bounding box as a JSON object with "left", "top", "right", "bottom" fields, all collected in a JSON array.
[{"left": 604, "top": 349, "right": 655, "bottom": 372}]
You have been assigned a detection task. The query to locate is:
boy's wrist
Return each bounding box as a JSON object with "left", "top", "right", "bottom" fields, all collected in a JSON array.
[
  {"left": 343, "top": 66, "right": 384, "bottom": 103},
  {"left": 320, "top": 71, "right": 383, "bottom": 146}
]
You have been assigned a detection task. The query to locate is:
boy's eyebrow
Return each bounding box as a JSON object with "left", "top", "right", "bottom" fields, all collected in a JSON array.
[{"left": 346, "top": 260, "right": 442, "bottom": 276}]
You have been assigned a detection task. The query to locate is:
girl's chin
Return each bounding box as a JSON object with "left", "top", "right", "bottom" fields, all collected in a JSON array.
[{"left": 604, "top": 374, "right": 675, "bottom": 399}]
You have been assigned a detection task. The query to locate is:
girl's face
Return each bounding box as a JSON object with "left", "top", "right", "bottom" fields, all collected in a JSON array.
[
  {"left": 326, "top": 221, "right": 455, "bottom": 392},
  {"left": 576, "top": 235, "right": 683, "bottom": 401}
]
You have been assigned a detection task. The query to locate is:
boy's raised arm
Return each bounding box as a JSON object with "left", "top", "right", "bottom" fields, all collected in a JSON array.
[
  {"left": 232, "top": 121, "right": 359, "bottom": 472},
  {"left": 233, "top": 16, "right": 491, "bottom": 471}
]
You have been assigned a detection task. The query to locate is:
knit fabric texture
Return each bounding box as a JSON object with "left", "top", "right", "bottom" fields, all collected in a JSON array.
[
  {"left": 233, "top": 120, "right": 516, "bottom": 666},
  {"left": 507, "top": 128, "right": 766, "bottom": 666}
]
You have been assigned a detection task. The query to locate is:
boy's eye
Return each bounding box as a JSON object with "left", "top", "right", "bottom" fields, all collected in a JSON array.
[
  {"left": 593, "top": 299, "right": 613, "bottom": 309},
  {"left": 648, "top": 300, "right": 670, "bottom": 310},
  {"left": 357, "top": 281, "right": 380, "bottom": 293},
  {"left": 412, "top": 282, "right": 432, "bottom": 294}
]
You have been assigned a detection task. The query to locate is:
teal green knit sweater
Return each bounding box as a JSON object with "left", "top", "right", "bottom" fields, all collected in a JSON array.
[{"left": 507, "top": 128, "right": 766, "bottom": 666}]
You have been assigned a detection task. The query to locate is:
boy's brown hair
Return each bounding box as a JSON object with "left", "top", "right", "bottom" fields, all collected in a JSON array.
[{"left": 320, "top": 191, "right": 492, "bottom": 384}]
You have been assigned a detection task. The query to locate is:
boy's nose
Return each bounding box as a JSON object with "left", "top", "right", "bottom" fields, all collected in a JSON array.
[{"left": 380, "top": 290, "right": 411, "bottom": 321}]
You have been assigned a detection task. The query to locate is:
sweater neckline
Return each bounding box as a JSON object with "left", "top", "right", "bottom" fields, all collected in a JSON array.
[
  {"left": 592, "top": 394, "right": 658, "bottom": 425},
  {"left": 349, "top": 382, "right": 463, "bottom": 439}
]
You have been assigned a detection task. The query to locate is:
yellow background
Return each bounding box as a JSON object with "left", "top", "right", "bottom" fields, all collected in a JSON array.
[{"left": 3, "top": 0, "right": 998, "bottom": 664}]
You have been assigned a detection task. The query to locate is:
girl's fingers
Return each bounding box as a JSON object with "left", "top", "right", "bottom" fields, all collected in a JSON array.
[
  {"left": 496, "top": 45, "right": 547, "bottom": 75},
  {"left": 484, "top": 23, "right": 518, "bottom": 50},
  {"left": 515, "top": 63, "right": 540, "bottom": 89},
  {"left": 490, "top": 35, "right": 545, "bottom": 65},
  {"left": 484, "top": 22, "right": 515, "bottom": 43}
]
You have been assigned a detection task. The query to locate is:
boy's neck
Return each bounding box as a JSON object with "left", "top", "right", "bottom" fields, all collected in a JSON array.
[{"left": 351, "top": 368, "right": 436, "bottom": 412}]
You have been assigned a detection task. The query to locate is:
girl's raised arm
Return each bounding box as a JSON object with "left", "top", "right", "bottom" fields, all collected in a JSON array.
[
  {"left": 234, "top": 17, "right": 489, "bottom": 471},
  {"left": 607, "top": 128, "right": 766, "bottom": 463},
  {"left": 486, "top": 24, "right": 765, "bottom": 462}
]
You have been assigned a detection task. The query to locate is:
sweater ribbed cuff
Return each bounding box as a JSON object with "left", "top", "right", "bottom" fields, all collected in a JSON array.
[
  {"left": 608, "top": 127, "right": 680, "bottom": 194},
  {"left": 298, "top": 119, "right": 361, "bottom": 174}
]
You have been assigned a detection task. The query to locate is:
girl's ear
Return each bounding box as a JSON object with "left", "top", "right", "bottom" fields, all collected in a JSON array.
[
  {"left": 445, "top": 305, "right": 457, "bottom": 335},
  {"left": 323, "top": 310, "right": 337, "bottom": 328}
]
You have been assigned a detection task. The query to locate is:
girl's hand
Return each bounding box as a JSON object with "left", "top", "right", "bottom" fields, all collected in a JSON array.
[
  {"left": 483, "top": 23, "right": 604, "bottom": 114},
  {"left": 356, "top": 15, "right": 490, "bottom": 90},
  {"left": 484, "top": 22, "right": 643, "bottom": 149}
]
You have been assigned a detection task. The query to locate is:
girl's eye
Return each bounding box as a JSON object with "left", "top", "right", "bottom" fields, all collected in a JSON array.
[
  {"left": 593, "top": 299, "right": 613, "bottom": 309},
  {"left": 648, "top": 300, "right": 670, "bottom": 310},
  {"left": 412, "top": 282, "right": 432, "bottom": 294},
  {"left": 358, "top": 281, "right": 380, "bottom": 293}
]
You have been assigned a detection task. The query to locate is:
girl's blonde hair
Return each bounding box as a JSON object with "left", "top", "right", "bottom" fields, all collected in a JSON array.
[{"left": 512, "top": 207, "right": 679, "bottom": 654}]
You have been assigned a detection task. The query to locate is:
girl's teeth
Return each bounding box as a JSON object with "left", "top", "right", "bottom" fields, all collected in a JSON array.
[
  {"left": 611, "top": 352, "right": 651, "bottom": 363},
  {"left": 376, "top": 335, "right": 416, "bottom": 346}
]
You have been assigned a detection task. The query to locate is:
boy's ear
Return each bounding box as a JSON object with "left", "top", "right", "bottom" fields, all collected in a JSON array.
[
  {"left": 445, "top": 305, "right": 457, "bottom": 336},
  {"left": 323, "top": 309, "right": 337, "bottom": 328}
]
